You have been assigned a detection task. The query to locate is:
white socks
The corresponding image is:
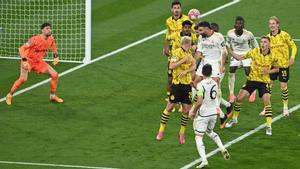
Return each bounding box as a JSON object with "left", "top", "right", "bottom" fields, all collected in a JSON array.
[
  {"left": 228, "top": 73, "right": 235, "bottom": 95},
  {"left": 195, "top": 135, "right": 207, "bottom": 162}
]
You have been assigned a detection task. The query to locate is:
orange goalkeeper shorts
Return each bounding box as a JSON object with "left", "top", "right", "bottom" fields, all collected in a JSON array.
[{"left": 27, "top": 60, "right": 49, "bottom": 74}]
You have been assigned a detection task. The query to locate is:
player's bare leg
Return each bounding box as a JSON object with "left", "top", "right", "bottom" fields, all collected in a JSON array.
[
  {"left": 6, "top": 63, "right": 29, "bottom": 105},
  {"left": 156, "top": 102, "right": 176, "bottom": 141},
  {"left": 280, "top": 82, "right": 289, "bottom": 116},
  {"left": 262, "top": 93, "right": 272, "bottom": 135},
  {"left": 44, "top": 65, "right": 63, "bottom": 103},
  {"left": 225, "top": 89, "right": 249, "bottom": 128}
]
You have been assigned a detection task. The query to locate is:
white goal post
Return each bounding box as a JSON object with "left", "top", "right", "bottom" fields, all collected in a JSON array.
[{"left": 0, "top": 0, "right": 91, "bottom": 64}]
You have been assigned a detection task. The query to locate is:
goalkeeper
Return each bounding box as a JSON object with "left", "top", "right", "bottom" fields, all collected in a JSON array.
[{"left": 6, "top": 22, "right": 63, "bottom": 105}]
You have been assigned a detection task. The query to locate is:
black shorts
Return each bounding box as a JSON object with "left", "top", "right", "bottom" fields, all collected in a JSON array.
[
  {"left": 242, "top": 80, "right": 271, "bottom": 98},
  {"left": 169, "top": 84, "right": 192, "bottom": 104},
  {"left": 270, "top": 67, "right": 289, "bottom": 82}
]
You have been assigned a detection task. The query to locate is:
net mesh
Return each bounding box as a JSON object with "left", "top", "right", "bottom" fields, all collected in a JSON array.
[{"left": 0, "top": 0, "right": 86, "bottom": 63}]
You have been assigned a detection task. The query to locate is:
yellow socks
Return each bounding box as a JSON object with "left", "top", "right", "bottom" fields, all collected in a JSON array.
[
  {"left": 233, "top": 102, "right": 241, "bottom": 120},
  {"left": 281, "top": 87, "right": 288, "bottom": 108},
  {"left": 159, "top": 109, "right": 170, "bottom": 132},
  {"left": 179, "top": 113, "right": 189, "bottom": 134},
  {"left": 264, "top": 105, "right": 272, "bottom": 127}
]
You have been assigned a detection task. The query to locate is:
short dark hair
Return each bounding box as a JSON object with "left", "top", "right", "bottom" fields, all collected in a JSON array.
[
  {"left": 197, "top": 21, "right": 211, "bottom": 29},
  {"left": 235, "top": 16, "right": 245, "bottom": 23},
  {"left": 194, "top": 25, "right": 199, "bottom": 30},
  {"left": 211, "top": 22, "right": 219, "bottom": 32},
  {"left": 171, "top": 0, "right": 181, "bottom": 7},
  {"left": 202, "top": 64, "right": 212, "bottom": 77},
  {"left": 182, "top": 20, "right": 192, "bottom": 27},
  {"left": 41, "top": 22, "right": 52, "bottom": 29},
  {"left": 261, "top": 36, "right": 270, "bottom": 42}
]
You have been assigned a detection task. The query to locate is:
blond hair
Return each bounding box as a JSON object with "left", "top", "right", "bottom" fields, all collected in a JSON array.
[
  {"left": 181, "top": 36, "right": 191, "bottom": 45},
  {"left": 269, "top": 16, "right": 280, "bottom": 24}
]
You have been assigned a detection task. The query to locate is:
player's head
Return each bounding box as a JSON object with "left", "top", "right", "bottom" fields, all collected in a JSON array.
[
  {"left": 211, "top": 23, "right": 219, "bottom": 32},
  {"left": 260, "top": 36, "right": 271, "bottom": 50},
  {"left": 182, "top": 20, "right": 193, "bottom": 34},
  {"left": 268, "top": 16, "right": 280, "bottom": 32},
  {"left": 41, "top": 22, "right": 52, "bottom": 37},
  {"left": 197, "top": 21, "right": 211, "bottom": 37},
  {"left": 171, "top": 0, "right": 182, "bottom": 17},
  {"left": 202, "top": 64, "right": 212, "bottom": 77},
  {"left": 234, "top": 16, "right": 245, "bottom": 31},
  {"left": 181, "top": 36, "right": 192, "bottom": 50},
  {"left": 194, "top": 25, "right": 201, "bottom": 38}
]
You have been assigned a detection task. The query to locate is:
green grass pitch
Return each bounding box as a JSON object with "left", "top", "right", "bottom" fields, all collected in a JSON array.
[{"left": 0, "top": 0, "right": 300, "bottom": 168}]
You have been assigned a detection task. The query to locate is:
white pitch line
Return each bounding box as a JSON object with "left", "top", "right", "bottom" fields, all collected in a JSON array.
[
  {"left": 0, "top": 161, "right": 118, "bottom": 169},
  {"left": 0, "top": 0, "right": 241, "bottom": 103},
  {"left": 180, "top": 103, "right": 300, "bottom": 169}
]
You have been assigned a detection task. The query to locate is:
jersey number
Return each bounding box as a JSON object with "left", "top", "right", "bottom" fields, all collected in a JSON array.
[
  {"left": 281, "top": 70, "right": 287, "bottom": 77},
  {"left": 210, "top": 85, "right": 217, "bottom": 99}
]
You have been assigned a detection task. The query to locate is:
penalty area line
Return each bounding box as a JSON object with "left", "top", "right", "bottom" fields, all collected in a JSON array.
[{"left": 180, "top": 103, "right": 300, "bottom": 169}]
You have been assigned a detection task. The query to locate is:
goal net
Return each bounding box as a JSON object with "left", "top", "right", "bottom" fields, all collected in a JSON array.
[{"left": 0, "top": 0, "right": 91, "bottom": 63}]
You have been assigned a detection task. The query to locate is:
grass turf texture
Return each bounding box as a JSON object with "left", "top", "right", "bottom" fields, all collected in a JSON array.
[{"left": 0, "top": 0, "right": 300, "bottom": 168}]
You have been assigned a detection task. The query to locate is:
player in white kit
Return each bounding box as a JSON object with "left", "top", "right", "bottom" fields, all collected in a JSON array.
[
  {"left": 194, "top": 21, "right": 232, "bottom": 128},
  {"left": 227, "top": 16, "right": 259, "bottom": 103},
  {"left": 189, "top": 64, "right": 230, "bottom": 169},
  {"left": 194, "top": 21, "right": 226, "bottom": 83}
]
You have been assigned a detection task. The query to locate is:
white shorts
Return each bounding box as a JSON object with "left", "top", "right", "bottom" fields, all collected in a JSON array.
[
  {"left": 193, "top": 115, "right": 217, "bottom": 135},
  {"left": 230, "top": 57, "right": 252, "bottom": 67},
  {"left": 196, "top": 60, "right": 220, "bottom": 78}
]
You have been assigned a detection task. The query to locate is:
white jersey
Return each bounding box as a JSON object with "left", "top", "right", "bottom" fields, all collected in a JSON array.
[
  {"left": 226, "top": 29, "right": 259, "bottom": 55},
  {"left": 196, "top": 78, "right": 218, "bottom": 117},
  {"left": 197, "top": 32, "right": 226, "bottom": 62}
]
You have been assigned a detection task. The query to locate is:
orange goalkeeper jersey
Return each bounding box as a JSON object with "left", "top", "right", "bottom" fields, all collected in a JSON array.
[{"left": 19, "top": 35, "right": 57, "bottom": 62}]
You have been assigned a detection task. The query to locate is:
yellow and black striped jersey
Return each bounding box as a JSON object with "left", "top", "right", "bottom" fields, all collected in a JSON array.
[
  {"left": 170, "top": 47, "right": 194, "bottom": 85},
  {"left": 267, "top": 30, "right": 297, "bottom": 68},
  {"left": 244, "top": 48, "right": 278, "bottom": 83},
  {"left": 165, "top": 14, "right": 190, "bottom": 39}
]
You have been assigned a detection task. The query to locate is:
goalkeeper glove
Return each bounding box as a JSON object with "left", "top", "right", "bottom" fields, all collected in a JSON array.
[{"left": 53, "top": 54, "right": 59, "bottom": 65}]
